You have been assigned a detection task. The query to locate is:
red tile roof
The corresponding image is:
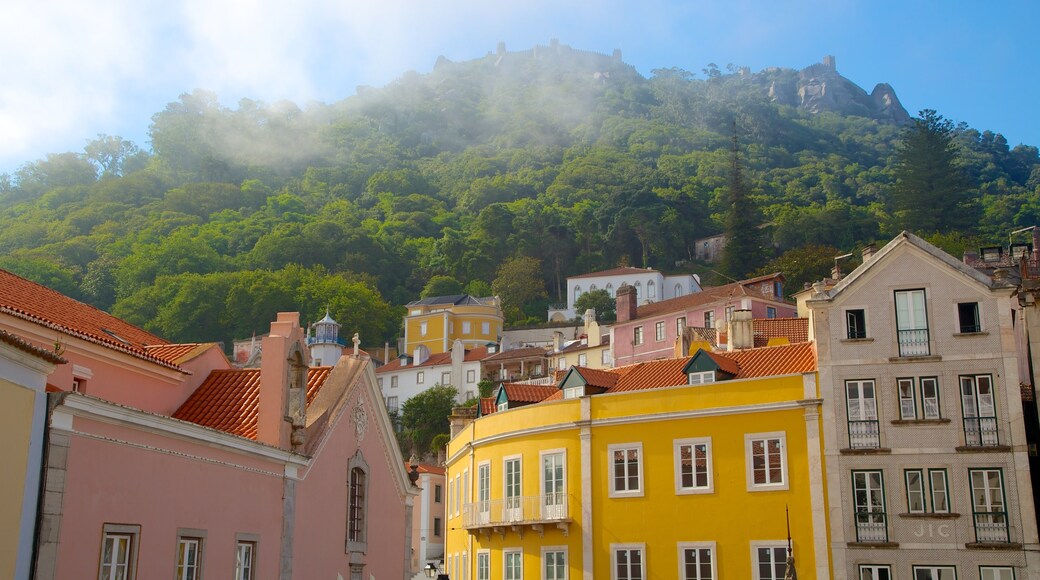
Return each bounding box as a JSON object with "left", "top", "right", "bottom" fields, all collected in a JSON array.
[
  {"left": 172, "top": 367, "right": 332, "bottom": 439},
  {"left": 632, "top": 273, "right": 786, "bottom": 321},
  {"left": 702, "top": 351, "right": 741, "bottom": 376},
  {"left": 572, "top": 367, "right": 619, "bottom": 390},
  {"left": 412, "top": 463, "right": 445, "bottom": 475},
  {"left": 501, "top": 383, "right": 558, "bottom": 404},
  {"left": 144, "top": 343, "right": 218, "bottom": 365},
  {"left": 0, "top": 329, "right": 67, "bottom": 364},
  {"left": 376, "top": 346, "right": 490, "bottom": 373},
  {"left": 570, "top": 266, "right": 659, "bottom": 279},
  {"left": 0, "top": 268, "right": 185, "bottom": 371},
  {"left": 482, "top": 346, "right": 549, "bottom": 362},
  {"left": 753, "top": 318, "right": 809, "bottom": 346},
  {"left": 479, "top": 397, "right": 496, "bottom": 416}
]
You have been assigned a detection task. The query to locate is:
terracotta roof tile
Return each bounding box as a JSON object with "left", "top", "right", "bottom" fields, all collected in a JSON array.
[
  {"left": 376, "top": 346, "right": 490, "bottom": 373},
  {"left": 573, "top": 367, "right": 618, "bottom": 389},
  {"left": 0, "top": 329, "right": 67, "bottom": 364},
  {"left": 703, "top": 351, "right": 741, "bottom": 376},
  {"left": 633, "top": 273, "right": 786, "bottom": 321},
  {"left": 172, "top": 367, "right": 332, "bottom": 439},
  {"left": 482, "top": 346, "right": 549, "bottom": 362},
  {"left": 479, "top": 397, "right": 497, "bottom": 416},
  {"left": 501, "top": 383, "right": 558, "bottom": 403},
  {"left": 753, "top": 318, "right": 809, "bottom": 345},
  {"left": 144, "top": 343, "right": 218, "bottom": 365},
  {"left": 0, "top": 268, "right": 183, "bottom": 371}
]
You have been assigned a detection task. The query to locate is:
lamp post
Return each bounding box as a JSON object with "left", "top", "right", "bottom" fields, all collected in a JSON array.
[{"left": 423, "top": 563, "right": 438, "bottom": 578}]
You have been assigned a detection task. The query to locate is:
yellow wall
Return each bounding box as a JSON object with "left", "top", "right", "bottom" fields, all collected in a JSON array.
[
  {"left": 404, "top": 304, "right": 503, "bottom": 355},
  {"left": 0, "top": 379, "right": 37, "bottom": 580},
  {"left": 446, "top": 373, "right": 826, "bottom": 579}
]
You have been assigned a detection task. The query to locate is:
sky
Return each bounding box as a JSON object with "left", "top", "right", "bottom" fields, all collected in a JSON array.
[{"left": 2, "top": 0, "right": 1037, "bottom": 175}]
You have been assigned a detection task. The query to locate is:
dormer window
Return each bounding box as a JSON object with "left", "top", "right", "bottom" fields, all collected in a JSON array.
[
  {"left": 563, "top": 386, "right": 585, "bottom": 399},
  {"left": 497, "top": 401, "right": 508, "bottom": 412},
  {"left": 688, "top": 371, "right": 716, "bottom": 385}
]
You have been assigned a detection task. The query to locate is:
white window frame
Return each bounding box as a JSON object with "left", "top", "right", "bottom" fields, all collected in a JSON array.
[
  {"left": 235, "top": 537, "right": 257, "bottom": 580},
  {"left": 477, "top": 461, "right": 491, "bottom": 524},
  {"left": 454, "top": 473, "right": 462, "bottom": 517},
  {"left": 611, "top": 543, "right": 646, "bottom": 580},
  {"left": 504, "top": 548, "right": 523, "bottom": 580},
  {"left": 688, "top": 371, "right": 715, "bottom": 385},
  {"left": 420, "top": 321, "right": 428, "bottom": 336},
  {"left": 602, "top": 350, "right": 611, "bottom": 365},
  {"left": 655, "top": 321, "right": 665, "bottom": 341},
  {"left": 98, "top": 524, "right": 140, "bottom": 580},
  {"left": 677, "top": 316, "right": 687, "bottom": 335},
  {"left": 677, "top": 541, "right": 716, "bottom": 580},
  {"left": 578, "top": 353, "right": 587, "bottom": 367},
  {"left": 541, "top": 545, "right": 568, "bottom": 580},
  {"left": 845, "top": 307, "right": 868, "bottom": 339},
  {"left": 417, "top": 371, "right": 425, "bottom": 384},
  {"left": 898, "top": 377, "right": 918, "bottom": 419},
  {"left": 563, "top": 386, "right": 584, "bottom": 399},
  {"left": 476, "top": 550, "right": 490, "bottom": 580},
  {"left": 175, "top": 530, "right": 206, "bottom": 580},
  {"left": 859, "top": 564, "right": 892, "bottom": 580},
  {"left": 674, "top": 437, "right": 713, "bottom": 494},
  {"left": 504, "top": 455, "right": 523, "bottom": 521},
  {"left": 750, "top": 541, "right": 788, "bottom": 580},
  {"left": 745, "top": 432, "right": 789, "bottom": 491},
  {"left": 442, "top": 371, "right": 451, "bottom": 385},
  {"left": 911, "top": 566, "right": 957, "bottom": 580},
  {"left": 463, "top": 321, "right": 472, "bottom": 334},
  {"left": 921, "top": 377, "right": 941, "bottom": 419},
  {"left": 704, "top": 311, "right": 715, "bottom": 328},
  {"left": 467, "top": 369, "right": 476, "bottom": 383},
  {"left": 633, "top": 326, "right": 643, "bottom": 346},
  {"left": 608, "top": 443, "right": 644, "bottom": 498},
  {"left": 980, "top": 567, "right": 1015, "bottom": 580},
  {"left": 540, "top": 449, "right": 567, "bottom": 520},
  {"left": 482, "top": 321, "right": 491, "bottom": 335},
  {"left": 390, "top": 375, "right": 398, "bottom": 388},
  {"left": 448, "top": 478, "right": 454, "bottom": 519}
]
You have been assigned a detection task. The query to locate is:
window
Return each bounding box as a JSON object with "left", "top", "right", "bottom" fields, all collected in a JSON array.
[
  {"left": 477, "top": 551, "right": 490, "bottom": 580},
  {"left": 677, "top": 317, "right": 687, "bottom": 335},
  {"left": 675, "top": 438, "right": 712, "bottom": 494},
  {"left": 543, "top": 547, "right": 567, "bottom": 580},
  {"left": 176, "top": 535, "right": 203, "bottom": 580},
  {"left": 435, "top": 484, "right": 442, "bottom": 503},
  {"left": 774, "top": 280, "right": 782, "bottom": 297},
  {"left": 912, "top": 566, "right": 957, "bottom": 580},
  {"left": 905, "top": 469, "right": 949, "bottom": 514},
  {"left": 921, "top": 377, "right": 941, "bottom": 419},
  {"left": 980, "top": 567, "right": 1015, "bottom": 580},
  {"left": 687, "top": 371, "right": 715, "bottom": 385},
  {"left": 852, "top": 471, "right": 887, "bottom": 542},
  {"left": 578, "top": 353, "right": 587, "bottom": 367},
  {"left": 846, "top": 380, "right": 880, "bottom": 448},
  {"left": 467, "top": 369, "right": 476, "bottom": 383},
  {"left": 463, "top": 469, "right": 470, "bottom": 515},
  {"left": 504, "top": 549, "right": 522, "bottom": 580},
  {"left": 751, "top": 543, "right": 786, "bottom": 580},
  {"left": 745, "top": 433, "right": 787, "bottom": 490},
  {"left": 675, "top": 283, "right": 684, "bottom": 297},
  {"left": 463, "top": 321, "right": 471, "bottom": 334},
  {"left": 558, "top": 356, "right": 567, "bottom": 370},
  {"left": 612, "top": 544, "right": 645, "bottom": 580},
  {"left": 961, "top": 374, "right": 998, "bottom": 446},
  {"left": 574, "top": 285, "right": 582, "bottom": 303},
  {"left": 454, "top": 473, "right": 462, "bottom": 516},
  {"left": 898, "top": 378, "right": 917, "bottom": 419},
  {"left": 448, "top": 478, "right": 454, "bottom": 516},
  {"left": 606, "top": 283, "right": 614, "bottom": 297},
  {"left": 846, "top": 309, "right": 867, "bottom": 339},
  {"left": 655, "top": 321, "right": 665, "bottom": 341},
  {"left": 648, "top": 280, "right": 656, "bottom": 299},
  {"left": 385, "top": 396, "right": 398, "bottom": 413},
  {"left": 609, "top": 443, "right": 643, "bottom": 497},
  {"left": 390, "top": 375, "right": 398, "bottom": 388},
  {"left": 482, "top": 322, "right": 490, "bottom": 335},
  {"left": 477, "top": 462, "right": 490, "bottom": 524},
  {"left": 417, "top": 371, "right": 425, "bottom": 384},
  {"left": 970, "top": 468, "right": 1009, "bottom": 542},
  {"left": 462, "top": 552, "right": 469, "bottom": 580},
  {"left": 504, "top": 456, "right": 522, "bottom": 521},
  {"left": 766, "top": 307, "right": 777, "bottom": 319},
  {"left": 563, "top": 386, "right": 584, "bottom": 399},
  {"left": 420, "top": 321, "right": 428, "bottom": 336},
  {"left": 235, "top": 540, "right": 256, "bottom": 580},
  {"left": 634, "top": 281, "right": 642, "bottom": 300},
  {"left": 895, "top": 289, "right": 929, "bottom": 356},
  {"left": 725, "top": 306, "right": 734, "bottom": 321},
  {"left": 602, "top": 350, "right": 612, "bottom": 365},
  {"left": 633, "top": 327, "right": 643, "bottom": 346},
  {"left": 433, "top": 517, "right": 442, "bottom": 537},
  {"left": 442, "top": 371, "right": 451, "bottom": 385},
  {"left": 348, "top": 467, "right": 367, "bottom": 544},
  {"left": 98, "top": 524, "right": 139, "bottom": 580},
  {"left": 958, "top": 302, "right": 981, "bottom": 333},
  {"left": 541, "top": 450, "right": 566, "bottom": 519},
  {"left": 860, "top": 565, "right": 892, "bottom": 580},
  {"left": 704, "top": 311, "right": 715, "bottom": 328},
  {"left": 376, "top": 377, "right": 383, "bottom": 389},
  {"left": 678, "top": 543, "right": 715, "bottom": 580}
]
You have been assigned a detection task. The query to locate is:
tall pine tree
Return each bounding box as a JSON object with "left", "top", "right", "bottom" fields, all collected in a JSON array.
[
  {"left": 721, "top": 121, "right": 765, "bottom": 279},
  {"left": 891, "top": 109, "right": 978, "bottom": 234}
]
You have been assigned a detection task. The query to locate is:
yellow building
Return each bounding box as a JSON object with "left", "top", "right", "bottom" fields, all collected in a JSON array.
[
  {"left": 403, "top": 295, "right": 503, "bottom": 356},
  {"left": 444, "top": 341, "right": 830, "bottom": 580}
]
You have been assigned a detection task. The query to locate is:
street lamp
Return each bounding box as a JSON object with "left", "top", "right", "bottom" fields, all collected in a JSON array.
[{"left": 424, "top": 563, "right": 438, "bottom": 578}]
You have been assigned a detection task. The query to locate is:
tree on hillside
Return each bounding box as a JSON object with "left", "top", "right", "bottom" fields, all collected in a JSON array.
[
  {"left": 397, "top": 385, "right": 457, "bottom": 459},
  {"left": 890, "top": 109, "right": 977, "bottom": 234},
  {"left": 421, "top": 275, "right": 464, "bottom": 298},
  {"left": 721, "top": 122, "right": 766, "bottom": 279},
  {"left": 492, "top": 256, "right": 547, "bottom": 323},
  {"left": 754, "top": 245, "right": 849, "bottom": 298},
  {"left": 573, "top": 289, "right": 616, "bottom": 322}
]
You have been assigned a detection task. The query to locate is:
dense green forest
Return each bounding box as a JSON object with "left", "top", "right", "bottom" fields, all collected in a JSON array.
[{"left": 1, "top": 45, "right": 1038, "bottom": 347}]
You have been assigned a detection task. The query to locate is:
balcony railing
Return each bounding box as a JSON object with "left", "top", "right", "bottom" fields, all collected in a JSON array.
[
  {"left": 963, "top": 417, "right": 1000, "bottom": 447},
  {"left": 854, "top": 511, "right": 889, "bottom": 542},
  {"left": 897, "top": 329, "right": 930, "bottom": 356},
  {"left": 973, "top": 511, "right": 1010, "bottom": 543},
  {"left": 462, "top": 493, "right": 572, "bottom": 529},
  {"left": 848, "top": 420, "right": 881, "bottom": 449}
]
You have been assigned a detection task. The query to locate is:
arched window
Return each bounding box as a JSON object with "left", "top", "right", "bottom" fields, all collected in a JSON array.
[
  {"left": 634, "top": 281, "right": 642, "bottom": 300},
  {"left": 675, "top": 283, "right": 683, "bottom": 297},
  {"left": 647, "top": 280, "right": 656, "bottom": 299},
  {"left": 573, "top": 286, "right": 582, "bottom": 303},
  {"left": 346, "top": 450, "right": 370, "bottom": 552},
  {"left": 590, "top": 284, "right": 597, "bottom": 292},
  {"left": 606, "top": 283, "right": 614, "bottom": 297}
]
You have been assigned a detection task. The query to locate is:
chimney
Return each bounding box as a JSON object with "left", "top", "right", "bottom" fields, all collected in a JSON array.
[
  {"left": 258, "top": 312, "right": 307, "bottom": 449},
  {"left": 727, "top": 309, "right": 754, "bottom": 351},
  {"left": 616, "top": 285, "right": 638, "bottom": 322},
  {"left": 862, "top": 243, "right": 877, "bottom": 263},
  {"left": 553, "top": 331, "right": 564, "bottom": 353},
  {"left": 831, "top": 265, "right": 843, "bottom": 281},
  {"left": 449, "top": 405, "right": 478, "bottom": 438},
  {"left": 963, "top": 250, "right": 979, "bottom": 265}
]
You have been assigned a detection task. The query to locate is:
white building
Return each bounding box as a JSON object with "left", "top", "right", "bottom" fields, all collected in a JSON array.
[
  {"left": 548, "top": 266, "right": 701, "bottom": 321},
  {"left": 375, "top": 339, "right": 486, "bottom": 413}
]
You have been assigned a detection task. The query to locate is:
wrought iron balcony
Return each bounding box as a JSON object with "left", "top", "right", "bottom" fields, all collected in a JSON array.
[
  {"left": 973, "top": 511, "right": 1010, "bottom": 543},
  {"left": 854, "top": 511, "right": 889, "bottom": 543},
  {"left": 963, "top": 417, "right": 1000, "bottom": 447},
  {"left": 848, "top": 420, "right": 881, "bottom": 449},
  {"left": 462, "top": 493, "right": 573, "bottom": 533},
  {"left": 897, "top": 329, "right": 930, "bottom": 356}
]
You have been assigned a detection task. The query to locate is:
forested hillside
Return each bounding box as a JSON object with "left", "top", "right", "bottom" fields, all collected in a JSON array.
[{"left": 1, "top": 43, "right": 1038, "bottom": 347}]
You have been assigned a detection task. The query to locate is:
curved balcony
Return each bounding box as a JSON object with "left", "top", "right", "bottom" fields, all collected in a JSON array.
[{"left": 462, "top": 493, "right": 573, "bottom": 537}]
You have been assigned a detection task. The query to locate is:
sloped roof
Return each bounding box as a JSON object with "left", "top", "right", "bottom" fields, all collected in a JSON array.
[
  {"left": 482, "top": 346, "right": 549, "bottom": 362},
  {"left": 172, "top": 367, "right": 332, "bottom": 439},
  {"left": 144, "top": 343, "right": 219, "bottom": 365},
  {"left": 376, "top": 351, "right": 453, "bottom": 373},
  {"left": 0, "top": 329, "right": 67, "bottom": 364},
  {"left": 479, "top": 397, "right": 497, "bottom": 416},
  {"left": 412, "top": 463, "right": 445, "bottom": 475},
  {"left": 570, "top": 266, "right": 659, "bottom": 279},
  {"left": 501, "top": 383, "right": 558, "bottom": 404},
  {"left": 406, "top": 294, "right": 490, "bottom": 307},
  {"left": 752, "top": 318, "right": 809, "bottom": 346},
  {"left": 700, "top": 351, "right": 741, "bottom": 376},
  {"left": 572, "top": 366, "right": 619, "bottom": 390},
  {"left": 0, "top": 268, "right": 185, "bottom": 372},
  {"left": 632, "top": 273, "right": 786, "bottom": 321}
]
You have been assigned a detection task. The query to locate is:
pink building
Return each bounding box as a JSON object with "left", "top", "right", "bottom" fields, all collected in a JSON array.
[
  {"left": 609, "top": 273, "right": 799, "bottom": 365},
  {"left": 0, "top": 269, "right": 416, "bottom": 580},
  {"left": 409, "top": 463, "right": 446, "bottom": 574}
]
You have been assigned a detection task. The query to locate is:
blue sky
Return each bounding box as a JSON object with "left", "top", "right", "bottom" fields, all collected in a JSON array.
[{"left": 2, "top": 0, "right": 1037, "bottom": 175}]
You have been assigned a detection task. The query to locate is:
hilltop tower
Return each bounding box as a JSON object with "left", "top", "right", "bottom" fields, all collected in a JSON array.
[{"left": 308, "top": 310, "right": 343, "bottom": 366}]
